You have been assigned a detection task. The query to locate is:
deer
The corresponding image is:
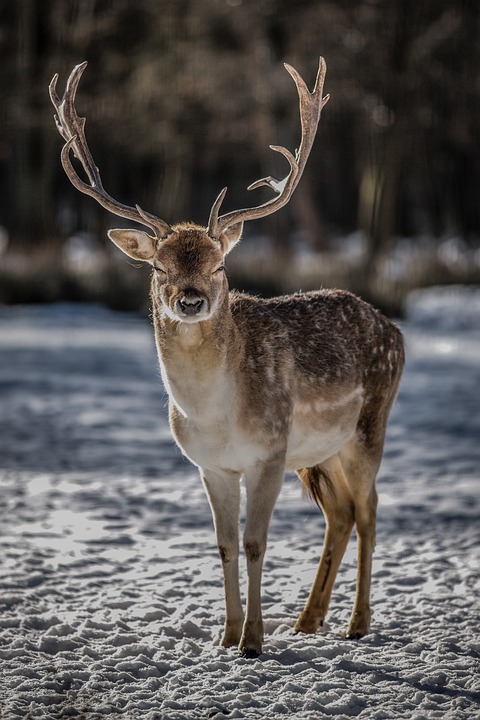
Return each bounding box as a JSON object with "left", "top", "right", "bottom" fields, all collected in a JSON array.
[{"left": 49, "top": 57, "right": 404, "bottom": 658}]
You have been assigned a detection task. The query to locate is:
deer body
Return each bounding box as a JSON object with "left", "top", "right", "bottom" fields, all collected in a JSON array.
[
  {"left": 50, "top": 58, "right": 404, "bottom": 657},
  {"left": 156, "top": 283, "right": 391, "bottom": 478}
]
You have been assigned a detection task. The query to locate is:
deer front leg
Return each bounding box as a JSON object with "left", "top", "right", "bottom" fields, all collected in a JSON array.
[
  {"left": 202, "top": 469, "right": 243, "bottom": 648},
  {"left": 240, "top": 459, "right": 284, "bottom": 658}
]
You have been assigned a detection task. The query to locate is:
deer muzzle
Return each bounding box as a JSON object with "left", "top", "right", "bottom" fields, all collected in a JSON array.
[{"left": 176, "top": 290, "right": 206, "bottom": 317}]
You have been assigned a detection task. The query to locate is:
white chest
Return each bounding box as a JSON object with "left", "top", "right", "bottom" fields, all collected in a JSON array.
[{"left": 164, "top": 363, "right": 265, "bottom": 473}]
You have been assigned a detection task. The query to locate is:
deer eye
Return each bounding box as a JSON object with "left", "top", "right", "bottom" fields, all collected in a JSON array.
[
  {"left": 153, "top": 264, "right": 167, "bottom": 277},
  {"left": 213, "top": 265, "right": 225, "bottom": 275}
]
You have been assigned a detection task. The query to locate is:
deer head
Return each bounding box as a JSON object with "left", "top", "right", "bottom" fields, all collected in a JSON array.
[
  {"left": 50, "top": 59, "right": 329, "bottom": 322},
  {"left": 140, "top": 222, "right": 236, "bottom": 323}
]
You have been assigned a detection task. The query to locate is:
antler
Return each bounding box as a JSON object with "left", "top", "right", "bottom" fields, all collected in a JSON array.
[
  {"left": 207, "top": 57, "right": 329, "bottom": 239},
  {"left": 49, "top": 62, "right": 173, "bottom": 239}
]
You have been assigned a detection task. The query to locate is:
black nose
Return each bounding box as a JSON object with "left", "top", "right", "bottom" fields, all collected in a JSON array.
[{"left": 177, "top": 294, "right": 205, "bottom": 316}]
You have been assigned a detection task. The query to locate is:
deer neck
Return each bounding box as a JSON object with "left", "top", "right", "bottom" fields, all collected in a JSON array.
[{"left": 152, "top": 295, "right": 236, "bottom": 418}]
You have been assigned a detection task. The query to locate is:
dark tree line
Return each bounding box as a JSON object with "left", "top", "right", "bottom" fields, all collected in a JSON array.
[{"left": 1, "top": 0, "right": 479, "bottom": 268}]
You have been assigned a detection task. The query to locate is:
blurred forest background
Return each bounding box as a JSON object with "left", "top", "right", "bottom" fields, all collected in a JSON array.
[{"left": 1, "top": 0, "right": 479, "bottom": 315}]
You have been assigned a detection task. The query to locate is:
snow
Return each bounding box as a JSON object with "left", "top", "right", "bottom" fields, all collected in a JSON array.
[{"left": 0, "top": 287, "right": 479, "bottom": 720}]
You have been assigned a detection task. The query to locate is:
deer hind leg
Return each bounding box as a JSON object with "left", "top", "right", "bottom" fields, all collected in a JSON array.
[
  {"left": 339, "top": 439, "right": 381, "bottom": 639},
  {"left": 347, "top": 484, "right": 377, "bottom": 639},
  {"left": 201, "top": 469, "right": 243, "bottom": 648},
  {"left": 295, "top": 455, "right": 355, "bottom": 634}
]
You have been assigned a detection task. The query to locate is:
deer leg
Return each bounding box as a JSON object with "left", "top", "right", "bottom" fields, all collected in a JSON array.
[
  {"left": 202, "top": 469, "right": 243, "bottom": 647},
  {"left": 295, "top": 457, "right": 355, "bottom": 634},
  {"left": 339, "top": 439, "right": 382, "bottom": 639},
  {"left": 346, "top": 485, "right": 378, "bottom": 638},
  {"left": 240, "top": 460, "right": 284, "bottom": 657}
]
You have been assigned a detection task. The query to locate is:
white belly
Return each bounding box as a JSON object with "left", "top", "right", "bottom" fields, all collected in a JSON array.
[
  {"left": 285, "top": 386, "right": 364, "bottom": 471},
  {"left": 285, "top": 421, "right": 356, "bottom": 470}
]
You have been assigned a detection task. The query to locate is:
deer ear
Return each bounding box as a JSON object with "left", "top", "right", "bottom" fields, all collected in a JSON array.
[
  {"left": 218, "top": 222, "right": 243, "bottom": 255},
  {"left": 108, "top": 229, "right": 157, "bottom": 261}
]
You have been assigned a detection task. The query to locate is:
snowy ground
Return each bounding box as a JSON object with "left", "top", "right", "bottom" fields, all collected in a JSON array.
[{"left": 0, "top": 286, "right": 479, "bottom": 720}]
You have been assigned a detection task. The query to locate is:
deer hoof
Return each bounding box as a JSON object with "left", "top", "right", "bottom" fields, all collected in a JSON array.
[
  {"left": 294, "top": 614, "right": 323, "bottom": 634},
  {"left": 346, "top": 611, "right": 370, "bottom": 639},
  {"left": 239, "top": 646, "right": 260, "bottom": 659}
]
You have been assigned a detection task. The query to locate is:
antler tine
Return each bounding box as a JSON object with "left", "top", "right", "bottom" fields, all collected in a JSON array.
[
  {"left": 207, "top": 57, "right": 329, "bottom": 239},
  {"left": 50, "top": 63, "right": 173, "bottom": 239}
]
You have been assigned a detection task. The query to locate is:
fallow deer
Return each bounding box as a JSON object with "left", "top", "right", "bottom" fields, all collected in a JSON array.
[{"left": 50, "top": 58, "right": 404, "bottom": 658}]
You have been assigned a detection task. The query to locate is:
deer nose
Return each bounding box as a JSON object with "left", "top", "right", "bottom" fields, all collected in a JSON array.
[{"left": 177, "top": 291, "right": 205, "bottom": 316}]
